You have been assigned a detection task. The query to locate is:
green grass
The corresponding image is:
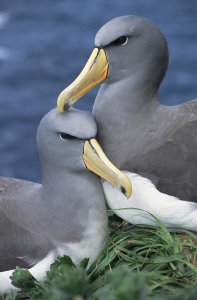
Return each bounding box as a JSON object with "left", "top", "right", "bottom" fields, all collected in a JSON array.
[{"left": 1, "top": 213, "right": 197, "bottom": 300}]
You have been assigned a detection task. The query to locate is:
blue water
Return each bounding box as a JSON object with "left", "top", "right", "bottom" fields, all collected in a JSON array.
[{"left": 0, "top": 0, "right": 197, "bottom": 182}]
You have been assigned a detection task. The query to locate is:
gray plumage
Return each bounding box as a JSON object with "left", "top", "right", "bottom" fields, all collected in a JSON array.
[
  {"left": 93, "top": 15, "right": 197, "bottom": 202},
  {"left": 0, "top": 108, "right": 108, "bottom": 272}
]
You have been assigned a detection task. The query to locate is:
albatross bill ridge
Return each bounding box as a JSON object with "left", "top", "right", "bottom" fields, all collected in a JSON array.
[
  {"left": 0, "top": 107, "right": 131, "bottom": 293},
  {"left": 57, "top": 15, "right": 197, "bottom": 203}
]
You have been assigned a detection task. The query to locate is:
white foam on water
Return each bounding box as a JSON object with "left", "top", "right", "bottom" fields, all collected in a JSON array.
[
  {"left": 0, "top": 47, "right": 10, "bottom": 60},
  {"left": 0, "top": 11, "right": 10, "bottom": 29}
]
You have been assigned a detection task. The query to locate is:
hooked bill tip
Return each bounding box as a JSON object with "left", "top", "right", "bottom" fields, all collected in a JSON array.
[
  {"left": 63, "top": 102, "right": 70, "bottom": 111},
  {"left": 120, "top": 186, "right": 126, "bottom": 196}
]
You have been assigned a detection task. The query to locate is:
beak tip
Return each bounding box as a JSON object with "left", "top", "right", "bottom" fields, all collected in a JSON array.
[
  {"left": 127, "top": 190, "right": 132, "bottom": 199},
  {"left": 121, "top": 186, "right": 127, "bottom": 195},
  {"left": 57, "top": 98, "right": 64, "bottom": 113},
  {"left": 124, "top": 179, "right": 132, "bottom": 199},
  {"left": 63, "top": 102, "right": 70, "bottom": 111}
]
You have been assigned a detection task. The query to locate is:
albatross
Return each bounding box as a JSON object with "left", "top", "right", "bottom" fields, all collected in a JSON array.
[
  {"left": 57, "top": 15, "right": 197, "bottom": 204},
  {"left": 0, "top": 108, "right": 131, "bottom": 293}
]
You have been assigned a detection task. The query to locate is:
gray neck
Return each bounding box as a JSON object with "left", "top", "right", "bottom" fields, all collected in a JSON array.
[
  {"left": 36, "top": 165, "right": 107, "bottom": 242},
  {"left": 93, "top": 75, "right": 163, "bottom": 168},
  {"left": 94, "top": 72, "right": 159, "bottom": 114}
]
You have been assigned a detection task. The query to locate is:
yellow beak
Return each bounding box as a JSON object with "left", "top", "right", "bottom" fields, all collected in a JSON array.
[
  {"left": 83, "top": 139, "right": 132, "bottom": 199},
  {"left": 57, "top": 48, "right": 108, "bottom": 112}
]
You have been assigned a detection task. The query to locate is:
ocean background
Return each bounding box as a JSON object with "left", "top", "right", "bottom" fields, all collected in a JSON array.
[{"left": 0, "top": 0, "right": 197, "bottom": 182}]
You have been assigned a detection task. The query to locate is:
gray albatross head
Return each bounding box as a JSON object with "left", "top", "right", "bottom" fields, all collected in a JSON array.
[
  {"left": 36, "top": 108, "right": 131, "bottom": 198},
  {"left": 57, "top": 15, "right": 169, "bottom": 110}
]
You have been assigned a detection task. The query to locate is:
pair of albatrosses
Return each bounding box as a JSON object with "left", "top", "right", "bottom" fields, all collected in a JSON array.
[
  {"left": 57, "top": 16, "right": 197, "bottom": 230},
  {"left": 1, "top": 14, "right": 197, "bottom": 293},
  {"left": 0, "top": 108, "right": 131, "bottom": 293}
]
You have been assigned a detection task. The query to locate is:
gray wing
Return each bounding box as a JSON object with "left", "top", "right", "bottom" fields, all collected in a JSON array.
[
  {"left": 129, "top": 102, "right": 197, "bottom": 202},
  {"left": 0, "top": 177, "right": 53, "bottom": 271}
]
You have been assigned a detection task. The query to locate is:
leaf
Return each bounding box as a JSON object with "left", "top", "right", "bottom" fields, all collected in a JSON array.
[
  {"left": 46, "top": 255, "right": 75, "bottom": 281},
  {"left": 10, "top": 267, "right": 36, "bottom": 290},
  {"left": 50, "top": 255, "right": 75, "bottom": 270},
  {"left": 79, "top": 258, "right": 89, "bottom": 269}
]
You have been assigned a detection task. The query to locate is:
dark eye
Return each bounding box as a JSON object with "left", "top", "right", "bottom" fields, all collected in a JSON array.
[
  {"left": 109, "top": 36, "right": 128, "bottom": 46},
  {"left": 58, "top": 132, "right": 76, "bottom": 140}
]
